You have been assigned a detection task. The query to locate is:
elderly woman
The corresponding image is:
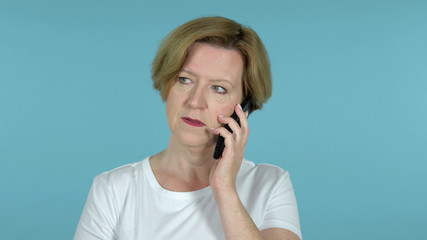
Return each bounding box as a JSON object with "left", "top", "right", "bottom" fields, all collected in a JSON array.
[{"left": 75, "top": 16, "right": 302, "bottom": 240}]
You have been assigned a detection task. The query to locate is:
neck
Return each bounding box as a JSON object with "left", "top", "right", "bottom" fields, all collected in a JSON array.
[{"left": 150, "top": 134, "right": 216, "bottom": 191}]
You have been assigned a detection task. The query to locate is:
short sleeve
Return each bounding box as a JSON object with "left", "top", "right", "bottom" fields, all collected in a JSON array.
[
  {"left": 260, "top": 172, "right": 302, "bottom": 239},
  {"left": 74, "top": 175, "right": 118, "bottom": 240}
]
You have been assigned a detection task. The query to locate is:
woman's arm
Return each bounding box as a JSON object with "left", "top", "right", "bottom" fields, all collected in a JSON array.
[
  {"left": 213, "top": 186, "right": 265, "bottom": 239},
  {"left": 74, "top": 176, "right": 117, "bottom": 240},
  {"left": 260, "top": 228, "right": 301, "bottom": 240},
  {"left": 212, "top": 175, "right": 300, "bottom": 240},
  {"left": 210, "top": 104, "right": 301, "bottom": 240}
]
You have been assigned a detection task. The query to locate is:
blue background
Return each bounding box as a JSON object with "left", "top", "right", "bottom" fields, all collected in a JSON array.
[{"left": 1, "top": 0, "right": 426, "bottom": 239}]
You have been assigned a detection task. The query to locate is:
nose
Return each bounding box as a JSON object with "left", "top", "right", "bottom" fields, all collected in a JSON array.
[{"left": 187, "top": 84, "right": 207, "bottom": 110}]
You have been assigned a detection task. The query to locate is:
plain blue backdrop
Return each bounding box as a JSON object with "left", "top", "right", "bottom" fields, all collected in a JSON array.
[{"left": 1, "top": 0, "right": 426, "bottom": 239}]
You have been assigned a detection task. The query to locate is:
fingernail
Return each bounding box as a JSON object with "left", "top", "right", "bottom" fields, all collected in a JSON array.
[
  {"left": 210, "top": 128, "right": 219, "bottom": 134},
  {"left": 238, "top": 103, "right": 242, "bottom": 110},
  {"left": 218, "top": 115, "right": 224, "bottom": 118}
]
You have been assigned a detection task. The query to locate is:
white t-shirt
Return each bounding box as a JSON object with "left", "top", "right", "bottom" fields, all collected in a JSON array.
[{"left": 74, "top": 157, "right": 302, "bottom": 240}]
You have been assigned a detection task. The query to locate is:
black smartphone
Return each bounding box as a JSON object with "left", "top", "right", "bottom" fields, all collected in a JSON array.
[{"left": 213, "top": 98, "right": 252, "bottom": 159}]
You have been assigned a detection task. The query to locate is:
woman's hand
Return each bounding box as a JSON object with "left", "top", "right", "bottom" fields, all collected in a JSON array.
[
  {"left": 209, "top": 105, "right": 268, "bottom": 240},
  {"left": 209, "top": 103, "right": 249, "bottom": 193}
]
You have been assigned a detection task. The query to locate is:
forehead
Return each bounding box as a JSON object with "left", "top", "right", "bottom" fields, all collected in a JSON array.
[{"left": 183, "top": 43, "right": 244, "bottom": 85}]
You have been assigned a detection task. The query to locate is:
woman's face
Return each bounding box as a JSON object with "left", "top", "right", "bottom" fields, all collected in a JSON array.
[{"left": 166, "top": 42, "right": 244, "bottom": 148}]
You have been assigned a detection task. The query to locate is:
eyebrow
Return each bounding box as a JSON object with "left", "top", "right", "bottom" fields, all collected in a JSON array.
[{"left": 180, "top": 69, "right": 235, "bottom": 88}]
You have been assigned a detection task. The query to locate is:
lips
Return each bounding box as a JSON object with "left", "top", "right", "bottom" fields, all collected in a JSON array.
[{"left": 182, "top": 117, "right": 206, "bottom": 127}]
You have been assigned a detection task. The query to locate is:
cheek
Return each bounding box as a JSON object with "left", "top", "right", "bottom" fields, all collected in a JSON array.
[
  {"left": 166, "top": 84, "right": 185, "bottom": 105},
  {"left": 209, "top": 104, "right": 236, "bottom": 127},
  {"left": 166, "top": 91, "right": 181, "bottom": 121},
  {"left": 221, "top": 105, "right": 236, "bottom": 116},
  {"left": 209, "top": 92, "right": 242, "bottom": 118}
]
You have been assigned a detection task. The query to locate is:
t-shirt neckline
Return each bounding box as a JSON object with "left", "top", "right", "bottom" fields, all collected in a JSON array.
[{"left": 142, "top": 157, "right": 213, "bottom": 199}]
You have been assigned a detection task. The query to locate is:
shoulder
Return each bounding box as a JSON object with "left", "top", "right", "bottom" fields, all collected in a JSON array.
[
  {"left": 237, "top": 159, "right": 293, "bottom": 194},
  {"left": 239, "top": 159, "right": 290, "bottom": 182},
  {"left": 238, "top": 160, "right": 301, "bottom": 239},
  {"left": 93, "top": 158, "right": 147, "bottom": 191},
  {"left": 87, "top": 158, "right": 149, "bottom": 211}
]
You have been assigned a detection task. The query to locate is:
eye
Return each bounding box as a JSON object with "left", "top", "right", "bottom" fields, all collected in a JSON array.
[
  {"left": 178, "top": 77, "right": 192, "bottom": 84},
  {"left": 212, "top": 85, "right": 227, "bottom": 94}
]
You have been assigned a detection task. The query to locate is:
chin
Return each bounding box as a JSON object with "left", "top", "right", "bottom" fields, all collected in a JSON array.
[{"left": 174, "top": 131, "right": 214, "bottom": 148}]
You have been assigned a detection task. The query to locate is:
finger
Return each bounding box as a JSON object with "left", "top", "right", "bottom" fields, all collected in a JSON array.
[
  {"left": 212, "top": 126, "right": 235, "bottom": 148},
  {"left": 212, "top": 125, "right": 233, "bottom": 138},
  {"left": 234, "top": 104, "right": 250, "bottom": 140},
  {"left": 217, "top": 115, "right": 241, "bottom": 135}
]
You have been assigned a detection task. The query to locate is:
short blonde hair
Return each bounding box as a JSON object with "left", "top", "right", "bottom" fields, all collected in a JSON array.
[{"left": 151, "top": 16, "right": 272, "bottom": 112}]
